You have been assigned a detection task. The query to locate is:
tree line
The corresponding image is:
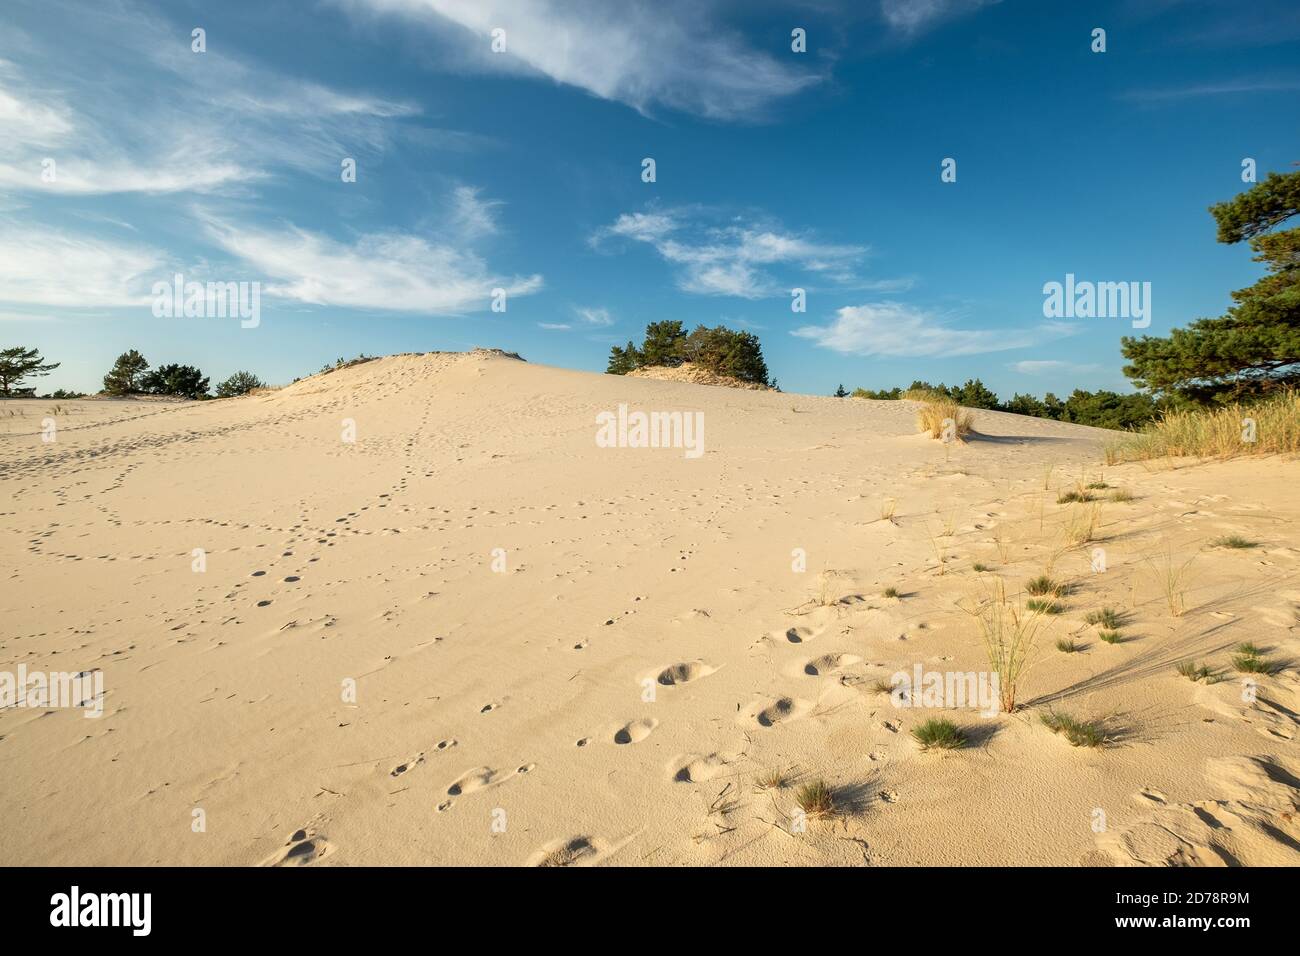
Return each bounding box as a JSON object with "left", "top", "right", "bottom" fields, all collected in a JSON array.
[
  {"left": 844, "top": 380, "right": 1162, "bottom": 430},
  {"left": 99, "top": 351, "right": 264, "bottom": 398},
  {"left": 0, "top": 346, "right": 263, "bottom": 399}
]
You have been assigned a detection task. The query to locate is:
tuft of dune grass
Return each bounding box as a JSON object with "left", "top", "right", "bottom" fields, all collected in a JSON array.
[
  {"left": 1104, "top": 390, "right": 1300, "bottom": 463},
  {"left": 905, "top": 390, "right": 974, "bottom": 441}
]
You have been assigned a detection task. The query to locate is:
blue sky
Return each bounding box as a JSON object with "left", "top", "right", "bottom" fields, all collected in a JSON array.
[{"left": 3, "top": 0, "right": 1299, "bottom": 397}]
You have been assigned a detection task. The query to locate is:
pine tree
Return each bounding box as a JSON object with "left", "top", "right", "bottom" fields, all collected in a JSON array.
[
  {"left": 102, "top": 350, "right": 150, "bottom": 396},
  {"left": 215, "top": 371, "right": 265, "bottom": 397},
  {"left": 0, "top": 346, "right": 60, "bottom": 396},
  {"left": 141, "top": 364, "right": 209, "bottom": 399},
  {"left": 1123, "top": 170, "right": 1300, "bottom": 401}
]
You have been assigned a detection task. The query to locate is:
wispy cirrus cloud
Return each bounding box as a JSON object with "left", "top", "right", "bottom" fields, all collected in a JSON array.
[
  {"left": 0, "top": 5, "right": 418, "bottom": 196},
  {"left": 879, "top": 0, "right": 1001, "bottom": 35},
  {"left": 337, "top": 0, "right": 820, "bottom": 120},
  {"left": 0, "top": 2, "right": 541, "bottom": 322},
  {"left": 448, "top": 185, "right": 504, "bottom": 240},
  {"left": 793, "top": 302, "right": 1080, "bottom": 358},
  {"left": 539, "top": 306, "right": 614, "bottom": 333},
  {"left": 0, "top": 221, "right": 162, "bottom": 308},
  {"left": 575, "top": 307, "right": 614, "bottom": 327},
  {"left": 1119, "top": 76, "right": 1300, "bottom": 102},
  {"left": 593, "top": 208, "right": 870, "bottom": 299},
  {"left": 1010, "top": 359, "right": 1100, "bottom": 376},
  {"left": 202, "top": 214, "right": 542, "bottom": 315}
]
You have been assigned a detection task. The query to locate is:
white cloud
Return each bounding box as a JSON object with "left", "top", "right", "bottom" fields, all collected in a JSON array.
[
  {"left": 340, "top": 0, "right": 819, "bottom": 120},
  {"left": 880, "top": 0, "right": 1000, "bottom": 35},
  {"left": 539, "top": 307, "right": 613, "bottom": 332},
  {"left": 0, "top": 65, "right": 73, "bottom": 146},
  {"left": 793, "top": 302, "right": 1078, "bottom": 358},
  {"left": 0, "top": 9, "right": 418, "bottom": 196},
  {"left": 575, "top": 307, "right": 614, "bottom": 327},
  {"left": 203, "top": 216, "right": 542, "bottom": 314},
  {"left": 0, "top": 152, "right": 255, "bottom": 196},
  {"left": 449, "top": 185, "right": 502, "bottom": 240},
  {"left": 1011, "top": 359, "right": 1100, "bottom": 375},
  {"left": 0, "top": 223, "right": 162, "bottom": 308},
  {"left": 1119, "top": 78, "right": 1300, "bottom": 102},
  {"left": 595, "top": 208, "right": 869, "bottom": 299},
  {"left": 605, "top": 212, "right": 677, "bottom": 244},
  {"left": 0, "top": 308, "right": 58, "bottom": 322}
]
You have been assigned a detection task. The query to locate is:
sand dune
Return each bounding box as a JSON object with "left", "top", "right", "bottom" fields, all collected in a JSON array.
[{"left": 2, "top": 350, "right": 1297, "bottom": 866}]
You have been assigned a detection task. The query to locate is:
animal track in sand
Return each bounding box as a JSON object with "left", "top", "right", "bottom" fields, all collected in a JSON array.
[
  {"left": 656, "top": 660, "right": 716, "bottom": 685},
  {"left": 613, "top": 718, "right": 658, "bottom": 744},
  {"left": 479, "top": 701, "right": 500, "bottom": 714}
]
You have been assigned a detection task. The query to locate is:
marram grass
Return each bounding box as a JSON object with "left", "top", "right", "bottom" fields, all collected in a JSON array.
[
  {"left": 904, "top": 390, "right": 974, "bottom": 440},
  {"left": 1104, "top": 390, "right": 1300, "bottom": 463}
]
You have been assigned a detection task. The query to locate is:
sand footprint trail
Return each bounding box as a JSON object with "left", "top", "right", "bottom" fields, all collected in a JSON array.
[{"left": 2, "top": 351, "right": 1297, "bottom": 867}]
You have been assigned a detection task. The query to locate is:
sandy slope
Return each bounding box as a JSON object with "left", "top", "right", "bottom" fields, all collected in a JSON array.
[{"left": 1, "top": 350, "right": 1297, "bottom": 867}]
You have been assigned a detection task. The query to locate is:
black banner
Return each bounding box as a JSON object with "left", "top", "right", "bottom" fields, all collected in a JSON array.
[{"left": 0, "top": 865, "right": 1277, "bottom": 941}]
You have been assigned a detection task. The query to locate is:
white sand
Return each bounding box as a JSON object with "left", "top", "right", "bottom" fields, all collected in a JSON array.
[{"left": 2, "top": 350, "right": 1297, "bottom": 866}]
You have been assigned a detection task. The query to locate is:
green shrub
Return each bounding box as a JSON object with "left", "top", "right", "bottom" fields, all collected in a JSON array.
[{"left": 215, "top": 371, "right": 265, "bottom": 398}]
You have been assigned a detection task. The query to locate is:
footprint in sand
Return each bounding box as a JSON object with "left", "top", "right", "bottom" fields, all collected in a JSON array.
[
  {"left": 1094, "top": 756, "right": 1300, "bottom": 866},
  {"left": 803, "top": 653, "right": 863, "bottom": 677},
  {"left": 262, "top": 826, "right": 333, "bottom": 866},
  {"left": 390, "top": 753, "right": 425, "bottom": 777},
  {"left": 528, "top": 836, "right": 601, "bottom": 867},
  {"left": 446, "top": 764, "right": 524, "bottom": 797},
  {"left": 781, "top": 626, "right": 822, "bottom": 644},
  {"left": 739, "top": 695, "right": 813, "bottom": 728},
  {"left": 613, "top": 718, "right": 658, "bottom": 744},
  {"left": 670, "top": 751, "right": 743, "bottom": 783},
  {"left": 656, "top": 660, "right": 717, "bottom": 685}
]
